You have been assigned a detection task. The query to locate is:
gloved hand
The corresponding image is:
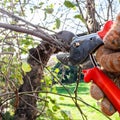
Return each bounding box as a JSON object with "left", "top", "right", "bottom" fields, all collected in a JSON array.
[
  {"left": 90, "top": 82, "right": 116, "bottom": 116},
  {"left": 90, "top": 12, "right": 120, "bottom": 116},
  {"left": 89, "top": 45, "right": 120, "bottom": 116}
]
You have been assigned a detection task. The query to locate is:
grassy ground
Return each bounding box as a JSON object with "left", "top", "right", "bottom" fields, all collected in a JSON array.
[{"left": 47, "top": 82, "right": 119, "bottom": 120}]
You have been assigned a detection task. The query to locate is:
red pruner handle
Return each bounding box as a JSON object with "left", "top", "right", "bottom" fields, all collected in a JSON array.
[
  {"left": 82, "top": 67, "right": 120, "bottom": 114},
  {"left": 97, "top": 20, "right": 113, "bottom": 39},
  {"left": 82, "top": 69, "right": 92, "bottom": 83}
]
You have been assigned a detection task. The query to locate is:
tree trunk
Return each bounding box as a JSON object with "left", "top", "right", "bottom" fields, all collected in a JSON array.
[
  {"left": 13, "top": 30, "right": 74, "bottom": 120},
  {"left": 14, "top": 42, "right": 57, "bottom": 120}
]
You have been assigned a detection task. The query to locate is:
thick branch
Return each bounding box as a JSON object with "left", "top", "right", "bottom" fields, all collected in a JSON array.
[
  {"left": 86, "top": 0, "right": 100, "bottom": 32},
  {"left": 0, "top": 23, "right": 65, "bottom": 50},
  {"left": 0, "top": 23, "right": 48, "bottom": 40}
]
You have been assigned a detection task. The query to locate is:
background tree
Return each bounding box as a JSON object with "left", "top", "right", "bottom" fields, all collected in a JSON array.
[{"left": 0, "top": 0, "right": 120, "bottom": 120}]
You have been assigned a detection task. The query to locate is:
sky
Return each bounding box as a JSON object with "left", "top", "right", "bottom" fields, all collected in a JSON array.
[{"left": 23, "top": 0, "right": 120, "bottom": 34}]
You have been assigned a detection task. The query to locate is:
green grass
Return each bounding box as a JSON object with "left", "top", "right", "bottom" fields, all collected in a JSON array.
[{"left": 47, "top": 82, "right": 119, "bottom": 120}]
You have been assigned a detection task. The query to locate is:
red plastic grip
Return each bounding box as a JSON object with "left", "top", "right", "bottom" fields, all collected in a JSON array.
[
  {"left": 97, "top": 20, "right": 113, "bottom": 39},
  {"left": 82, "top": 67, "right": 120, "bottom": 113}
]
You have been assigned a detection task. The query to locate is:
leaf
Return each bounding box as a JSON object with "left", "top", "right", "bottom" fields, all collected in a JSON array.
[
  {"left": 64, "top": 0, "right": 75, "bottom": 8},
  {"left": 22, "top": 62, "right": 31, "bottom": 72},
  {"left": 16, "top": 72, "right": 23, "bottom": 84},
  {"left": 18, "top": 77, "right": 23, "bottom": 84},
  {"left": 61, "top": 110, "right": 72, "bottom": 120},
  {"left": 30, "top": 8, "right": 34, "bottom": 13},
  {"left": 52, "top": 105, "right": 60, "bottom": 112},
  {"left": 39, "top": 2, "right": 44, "bottom": 6},
  {"left": 45, "top": 8, "right": 54, "bottom": 14},
  {"left": 74, "top": 14, "right": 85, "bottom": 23},
  {"left": 51, "top": 86, "right": 57, "bottom": 93},
  {"left": 59, "top": 96, "right": 64, "bottom": 100},
  {"left": 8, "top": 47, "right": 15, "bottom": 52},
  {"left": 46, "top": 109, "right": 58, "bottom": 120},
  {"left": 20, "top": 39, "right": 32, "bottom": 45},
  {"left": 55, "top": 18, "right": 61, "bottom": 29},
  {"left": 44, "top": 12, "right": 47, "bottom": 20},
  {"left": 44, "top": 75, "right": 52, "bottom": 85},
  {"left": 50, "top": 98, "right": 56, "bottom": 104},
  {"left": 54, "top": 68, "right": 60, "bottom": 73}
]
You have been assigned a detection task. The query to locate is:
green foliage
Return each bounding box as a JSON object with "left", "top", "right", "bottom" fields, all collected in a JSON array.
[
  {"left": 37, "top": 64, "right": 76, "bottom": 120},
  {"left": 39, "top": 2, "right": 44, "bottom": 6},
  {"left": 43, "top": 3, "right": 54, "bottom": 21},
  {"left": 37, "top": 92, "right": 72, "bottom": 120},
  {"left": 0, "top": 55, "right": 23, "bottom": 85},
  {"left": 22, "top": 62, "right": 32, "bottom": 73},
  {"left": 37, "top": 83, "right": 119, "bottom": 120},
  {"left": 44, "top": 8, "right": 54, "bottom": 14},
  {"left": 2, "top": 112, "right": 14, "bottom": 120},
  {"left": 61, "top": 110, "right": 72, "bottom": 120},
  {"left": 52, "top": 62, "right": 79, "bottom": 83},
  {"left": 74, "top": 14, "right": 85, "bottom": 23},
  {"left": 64, "top": 0, "right": 75, "bottom": 8},
  {"left": 55, "top": 18, "right": 61, "bottom": 29},
  {"left": 20, "top": 36, "right": 38, "bottom": 54}
]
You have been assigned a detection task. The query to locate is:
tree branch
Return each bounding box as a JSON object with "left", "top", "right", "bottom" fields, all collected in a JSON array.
[
  {"left": 0, "top": 8, "right": 36, "bottom": 28},
  {"left": 0, "top": 23, "right": 66, "bottom": 50},
  {"left": 0, "top": 23, "right": 48, "bottom": 40},
  {"left": 0, "top": 8, "right": 56, "bottom": 33}
]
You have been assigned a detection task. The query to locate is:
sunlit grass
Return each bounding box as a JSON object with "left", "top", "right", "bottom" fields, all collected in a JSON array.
[{"left": 47, "top": 82, "right": 119, "bottom": 120}]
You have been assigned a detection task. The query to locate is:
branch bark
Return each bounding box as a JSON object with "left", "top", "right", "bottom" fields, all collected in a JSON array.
[
  {"left": 0, "top": 23, "right": 66, "bottom": 50},
  {"left": 86, "top": 0, "right": 100, "bottom": 33}
]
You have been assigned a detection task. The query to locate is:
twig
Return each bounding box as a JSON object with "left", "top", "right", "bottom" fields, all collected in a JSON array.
[
  {"left": 73, "top": 66, "right": 88, "bottom": 120},
  {"left": 76, "top": 0, "right": 90, "bottom": 33},
  {"left": 0, "top": 52, "right": 14, "bottom": 55},
  {"left": 74, "top": 66, "right": 82, "bottom": 98},
  {"left": 19, "top": 96, "right": 42, "bottom": 113},
  {"left": 0, "top": 8, "right": 56, "bottom": 33},
  {"left": 0, "top": 90, "right": 112, "bottom": 120},
  {"left": 0, "top": 8, "right": 36, "bottom": 28}
]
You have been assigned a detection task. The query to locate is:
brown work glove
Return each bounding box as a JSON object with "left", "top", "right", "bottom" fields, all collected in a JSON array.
[
  {"left": 89, "top": 12, "right": 120, "bottom": 116},
  {"left": 90, "top": 82, "right": 116, "bottom": 116},
  {"left": 89, "top": 45, "right": 120, "bottom": 116}
]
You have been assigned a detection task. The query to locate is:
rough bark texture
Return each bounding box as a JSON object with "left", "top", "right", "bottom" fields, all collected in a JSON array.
[
  {"left": 14, "top": 42, "right": 57, "bottom": 120},
  {"left": 86, "top": 0, "right": 100, "bottom": 33}
]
